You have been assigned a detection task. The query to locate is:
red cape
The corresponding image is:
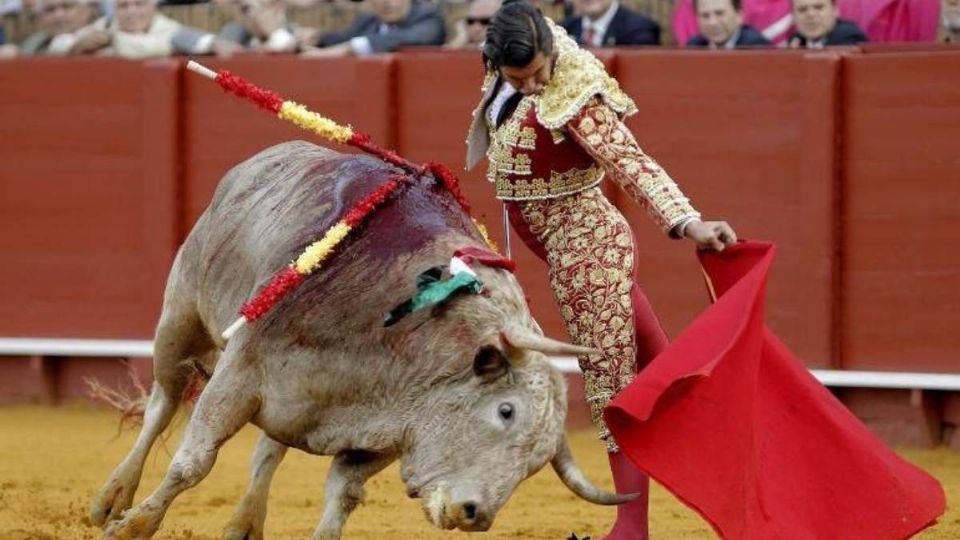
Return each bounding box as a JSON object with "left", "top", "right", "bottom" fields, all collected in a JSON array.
[{"left": 605, "top": 241, "right": 945, "bottom": 539}]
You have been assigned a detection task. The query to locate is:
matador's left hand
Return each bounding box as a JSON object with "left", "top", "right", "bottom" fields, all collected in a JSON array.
[{"left": 685, "top": 220, "right": 738, "bottom": 252}]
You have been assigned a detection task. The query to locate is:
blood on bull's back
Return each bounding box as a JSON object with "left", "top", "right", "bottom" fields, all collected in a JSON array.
[{"left": 189, "top": 140, "right": 487, "bottom": 348}]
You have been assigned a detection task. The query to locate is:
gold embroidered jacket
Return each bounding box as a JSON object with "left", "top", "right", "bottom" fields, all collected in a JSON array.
[{"left": 465, "top": 19, "right": 701, "bottom": 233}]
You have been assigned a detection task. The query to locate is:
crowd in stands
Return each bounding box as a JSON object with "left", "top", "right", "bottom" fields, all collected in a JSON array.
[
  {"left": 944, "top": 0, "right": 959, "bottom": 41},
  {"left": 0, "top": 0, "right": 956, "bottom": 59}
]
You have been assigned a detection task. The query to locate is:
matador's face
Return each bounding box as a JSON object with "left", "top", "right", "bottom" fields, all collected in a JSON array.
[{"left": 498, "top": 52, "right": 554, "bottom": 97}]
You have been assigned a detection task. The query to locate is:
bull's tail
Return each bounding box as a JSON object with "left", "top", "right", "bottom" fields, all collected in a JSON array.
[
  {"left": 84, "top": 360, "right": 206, "bottom": 434},
  {"left": 84, "top": 362, "right": 150, "bottom": 432}
]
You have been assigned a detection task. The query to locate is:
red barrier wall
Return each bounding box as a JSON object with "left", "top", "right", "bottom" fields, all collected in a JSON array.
[
  {"left": 841, "top": 51, "right": 960, "bottom": 371},
  {"left": 0, "top": 49, "right": 958, "bottom": 375},
  {"left": 613, "top": 50, "right": 841, "bottom": 366},
  {"left": 0, "top": 58, "right": 179, "bottom": 338}
]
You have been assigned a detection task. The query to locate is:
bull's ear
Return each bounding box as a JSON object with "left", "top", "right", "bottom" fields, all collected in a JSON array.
[{"left": 473, "top": 345, "right": 508, "bottom": 379}]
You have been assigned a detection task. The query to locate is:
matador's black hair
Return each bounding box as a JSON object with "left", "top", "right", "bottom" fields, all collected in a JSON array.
[{"left": 482, "top": 0, "right": 554, "bottom": 70}]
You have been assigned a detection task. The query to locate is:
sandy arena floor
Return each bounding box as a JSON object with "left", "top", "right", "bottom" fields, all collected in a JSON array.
[{"left": 0, "top": 406, "right": 955, "bottom": 540}]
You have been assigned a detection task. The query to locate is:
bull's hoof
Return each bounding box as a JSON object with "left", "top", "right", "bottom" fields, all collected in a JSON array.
[
  {"left": 102, "top": 508, "right": 162, "bottom": 540},
  {"left": 90, "top": 476, "right": 138, "bottom": 527},
  {"left": 222, "top": 499, "right": 266, "bottom": 540},
  {"left": 222, "top": 521, "right": 263, "bottom": 540}
]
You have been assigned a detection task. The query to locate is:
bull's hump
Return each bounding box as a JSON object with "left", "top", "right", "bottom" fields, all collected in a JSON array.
[
  {"left": 205, "top": 139, "right": 482, "bottom": 283},
  {"left": 276, "top": 146, "right": 479, "bottom": 265}
]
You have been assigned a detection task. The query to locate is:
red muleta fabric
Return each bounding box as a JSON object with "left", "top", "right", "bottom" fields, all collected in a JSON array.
[{"left": 605, "top": 240, "right": 945, "bottom": 540}]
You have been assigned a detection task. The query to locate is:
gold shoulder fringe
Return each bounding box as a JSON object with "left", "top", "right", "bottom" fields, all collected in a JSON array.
[{"left": 536, "top": 18, "right": 637, "bottom": 130}]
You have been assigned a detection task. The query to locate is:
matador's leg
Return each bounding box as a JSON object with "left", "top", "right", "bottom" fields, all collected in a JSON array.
[
  {"left": 513, "top": 188, "right": 665, "bottom": 540},
  {"left": 516, "top": 188, "right": 667, "bottom": 448}
]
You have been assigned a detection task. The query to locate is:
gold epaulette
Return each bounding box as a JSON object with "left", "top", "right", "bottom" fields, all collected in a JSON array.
[{"left": 536, "top": 18, "right": 638, "bottom": 130}]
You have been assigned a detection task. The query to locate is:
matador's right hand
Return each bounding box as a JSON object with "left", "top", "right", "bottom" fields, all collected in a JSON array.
[{"left": 685, "top": 220, "right": 738, "bottom": 252}]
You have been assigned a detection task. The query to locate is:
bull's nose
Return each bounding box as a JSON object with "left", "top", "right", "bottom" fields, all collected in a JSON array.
[{"left": 452, "top": 501, "right": 491, "bottom": 531}]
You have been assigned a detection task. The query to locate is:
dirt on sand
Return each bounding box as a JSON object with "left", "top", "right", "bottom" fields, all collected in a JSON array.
[{"left": 0, "top": 406, "right": 955, "bottom": 539}]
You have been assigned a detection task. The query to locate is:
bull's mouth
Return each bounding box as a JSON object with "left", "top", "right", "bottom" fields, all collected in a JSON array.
[{"left": 423, "top": 482, "right": 453, "bottom": 529}]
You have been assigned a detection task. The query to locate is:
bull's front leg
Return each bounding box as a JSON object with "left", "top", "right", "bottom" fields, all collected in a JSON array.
[
  {"left": 103, "top": 352, "right": 260, "bottom": 540},
  {"left": 222, "top": 433, "right": 289, "bottom": 540},
  {"left": 311, "top": 450, "right": 393, "bottom": 540}
]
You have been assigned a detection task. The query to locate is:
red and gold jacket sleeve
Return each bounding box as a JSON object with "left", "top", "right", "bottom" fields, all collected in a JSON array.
[{"left": 567, "top": 99, "right": 701, "bottom": 234}]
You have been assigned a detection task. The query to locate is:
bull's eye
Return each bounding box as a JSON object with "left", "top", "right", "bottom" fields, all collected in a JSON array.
[{"left": 498, "top": 403, "right": 514, "bottom": 422}]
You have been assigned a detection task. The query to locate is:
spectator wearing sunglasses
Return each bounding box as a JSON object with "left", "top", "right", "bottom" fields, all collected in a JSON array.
[{"left": 446, "top": 0, "right": 500, "bottom": 49}]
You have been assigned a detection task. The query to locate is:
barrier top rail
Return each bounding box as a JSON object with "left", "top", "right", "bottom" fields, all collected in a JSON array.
[{"left": 2, "top": 338, "right": 959, "bottom": 390}]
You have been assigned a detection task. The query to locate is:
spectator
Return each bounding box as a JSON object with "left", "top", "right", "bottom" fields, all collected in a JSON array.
[
  {"left": 179, "top": 0, "right": 295, "bottom": 55},
  {"left": 0, "top": 22, "right": 12, "bottom": 58},
  {"left": 19, "top": 0, "right": 96, "bottom": 55},
  {"left": 942, "top": 0, "right": 960, "bottom": 42},
  {"left": 686, "top": 0, "right": 771, "bottom": 48},
  {"left": 562, "top": 0, "right": 660, "bottom": 46},
  {"left": 300, "top": 0, "right": 446, "bottom": 57},
  {"left": 446, "top": 0, "right": 500, "bottom": 49},
  {"left": 0, "top": 0, "right": 22, "bottom": 15},
  {"left": 787, "top": 0, "right": 868, "bottom": 48},
  {"left": 69, "top": 0, "right": 218, "bottom": 57}
]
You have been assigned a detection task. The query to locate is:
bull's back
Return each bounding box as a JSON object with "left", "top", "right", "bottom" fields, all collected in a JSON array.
[{"left": 186, "top": 141, "right": 483, "bottom": 340}]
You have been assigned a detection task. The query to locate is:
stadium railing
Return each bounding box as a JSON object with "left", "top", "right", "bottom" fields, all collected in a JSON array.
[{"left": 3, "top": 337, "right": 960, "bottom": 391}]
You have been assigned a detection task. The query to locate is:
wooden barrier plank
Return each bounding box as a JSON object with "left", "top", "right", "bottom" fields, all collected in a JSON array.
[
  {"left": 841, "top": 51, "right": 960, "bottom": 372},
  {"left": 612, "top": 50, "right": 839, "bottom": 366},
  {"left": 0, "top": 58, "right": 179, "bottom": 339}
]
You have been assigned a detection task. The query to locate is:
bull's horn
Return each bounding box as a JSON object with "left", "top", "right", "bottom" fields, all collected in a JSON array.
[
  {"left": 551, "top": 436, "right": 639, "bottom": 505},
  {"left": 501, "top": 325, "right": 599, "bottom": 357}
]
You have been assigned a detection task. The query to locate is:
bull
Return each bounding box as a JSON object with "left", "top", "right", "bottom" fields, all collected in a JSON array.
[{"left": 90, "top": 141, "right": 632, "bottom": 539}]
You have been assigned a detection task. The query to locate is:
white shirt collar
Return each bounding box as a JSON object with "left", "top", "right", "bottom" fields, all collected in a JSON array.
[
  {"left": 706, "top": 26, "right": 743, "bottom": 49},
  {"left": 486, "top": 82, "right": 518, "bottom": 127},
  {"left": 581, "top": 0, "right": 620, "bottom": 47},
  {"left": 721, "top": 27, "right": 742, "bottom": 49}
]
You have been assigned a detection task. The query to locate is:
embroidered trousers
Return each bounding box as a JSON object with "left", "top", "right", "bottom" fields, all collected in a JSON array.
[{"left": 508, "top": 187, "right": 668, "bottom": 451}]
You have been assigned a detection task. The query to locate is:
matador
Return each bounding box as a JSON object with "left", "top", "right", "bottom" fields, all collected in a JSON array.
[{"left": 466, "top": 4, "right": 737, "bottom": 538}]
